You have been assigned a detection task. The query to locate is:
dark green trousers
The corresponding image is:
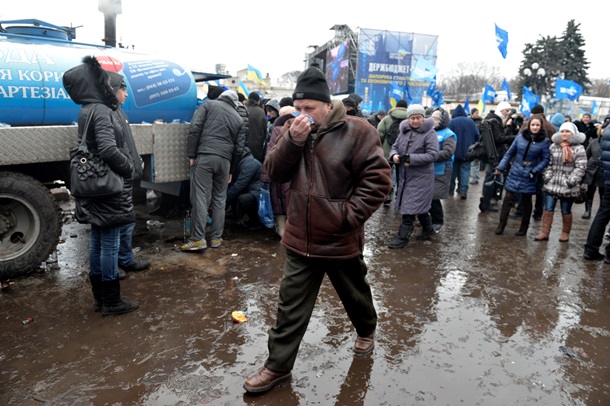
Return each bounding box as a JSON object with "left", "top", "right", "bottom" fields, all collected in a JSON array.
[{"left": 265, "top": 249, "right": 377, "bottom": 372}]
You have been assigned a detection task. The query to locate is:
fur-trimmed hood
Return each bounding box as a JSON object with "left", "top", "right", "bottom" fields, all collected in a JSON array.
[{"left": 63, "top": 55, "right": 120, "bottom": 110}]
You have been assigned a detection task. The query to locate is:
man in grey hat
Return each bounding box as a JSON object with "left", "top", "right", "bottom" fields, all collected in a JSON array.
[
  {"left": 243, "top": 66, "right": 391, "bottom": 394},
  {"left": 367, "top": 109, "right": 386, "bottom": 127}
]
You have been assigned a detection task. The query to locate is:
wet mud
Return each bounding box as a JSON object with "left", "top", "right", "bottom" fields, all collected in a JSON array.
[{"left": 1, "top": 184, "right": 609, "bottom": 405}]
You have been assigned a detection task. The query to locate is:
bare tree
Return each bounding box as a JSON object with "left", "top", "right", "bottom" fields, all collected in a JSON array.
[{"left": 439, "top": 62, "right": 502, "bottom": 101}]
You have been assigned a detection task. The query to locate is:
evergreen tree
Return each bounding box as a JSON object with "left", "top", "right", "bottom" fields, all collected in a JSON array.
[
  {"left": 560, "top": 19, "right": 591, "bottom": 93},
  {"left": 515, "top": 36, "right": 562, "bottom": 100}
]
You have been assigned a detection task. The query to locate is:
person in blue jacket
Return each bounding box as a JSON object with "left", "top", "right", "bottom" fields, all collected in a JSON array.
[{"left": 494, "top": 115, "right": 550, "bottom": 236}]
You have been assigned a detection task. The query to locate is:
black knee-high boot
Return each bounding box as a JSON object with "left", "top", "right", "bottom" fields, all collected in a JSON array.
[{"left": 89, "top": 274, "right": 102, "bottom": 312}]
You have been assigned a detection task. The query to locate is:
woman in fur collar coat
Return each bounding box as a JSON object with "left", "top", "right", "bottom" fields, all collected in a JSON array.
[
  {"left": 494, "top": 115, "right": 550, "bottom": 236},
  {"left": 534, "top": 122, "right": 587, "bottom": 242}
]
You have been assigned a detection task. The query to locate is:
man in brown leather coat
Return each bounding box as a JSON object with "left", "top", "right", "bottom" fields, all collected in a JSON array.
[{"left": 243, "top": 66, "right": 392, "bottom": 393}]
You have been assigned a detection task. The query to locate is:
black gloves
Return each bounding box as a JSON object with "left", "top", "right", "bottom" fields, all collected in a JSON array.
[{"left": 529, "top": 170, "right": 538, "bottom": 179}]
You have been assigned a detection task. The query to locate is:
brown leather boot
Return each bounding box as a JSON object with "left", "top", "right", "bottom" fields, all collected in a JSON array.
[
  {"left": 559, "top": 214, "right": 573, "bottom": 242},
  {"left": 243, "top": 367, "right": 292, "bottom": 393},
  {"left": 534, "top": 210, "right": 554, "bottom": 241}
]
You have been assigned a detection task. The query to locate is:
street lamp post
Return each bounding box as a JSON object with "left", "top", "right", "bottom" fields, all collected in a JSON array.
[{"left": 523, "top": 62, "right": 546, "bottom": 97}]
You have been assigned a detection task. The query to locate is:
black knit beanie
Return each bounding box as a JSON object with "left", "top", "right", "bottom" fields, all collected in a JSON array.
[
  {"left": 531, "top": 104, "right": 544, "bottom": 114},
  {"left": 293, "top": 67, "right": 331, "bottom": 103}
]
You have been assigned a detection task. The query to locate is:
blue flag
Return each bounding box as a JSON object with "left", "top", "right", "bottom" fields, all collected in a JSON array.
[
  {"left": 427, "top": 80, "right": 436, "bottom": 96},
  {"left": 404, "top": 81, "right": 413, "bottom": 105},
  {"left": 464, "top": 98, "right": 470, "bottom": 115},
  {"left": 501, "top": 79, "right": 511, "bottom": 101},
  {"left": 566, "top": 105, "right": 572, "bottom": 116},
  {"left": 390, "top": 81, "right": 404, "bottom": 108},
  {"left": 410, "top": 57, "right": 438, "bottom": 82},
  {"left": 483, "top": 85, "right": 496, "bottom": 103},
  {"left": 591, "top": 100, "right": 599, "bottom": 115},
  {"left": 431, "top": 90, "right": 444, "bottom": 107},
  {"left": 520, "top": 86, "right": 540, "bottom": 118},
  {"left": 495, "top": 24, "right": 509, "bottom": 59},
  {"left": 555, "top": 79, "right": 583, "bottom": 101}
]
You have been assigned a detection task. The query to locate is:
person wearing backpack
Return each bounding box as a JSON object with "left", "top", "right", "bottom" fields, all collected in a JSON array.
[
  {"left": 448, "top": 104, "right": 480, "bottom": 200},
  {"left": 377, "top": 99, "right": 408, "bottom": 205},
  {"left": 479, "top": 102, "right": 516, "bottom": 212}
]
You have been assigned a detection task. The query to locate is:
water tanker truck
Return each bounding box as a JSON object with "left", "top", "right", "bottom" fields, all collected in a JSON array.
[{"left": 0, "top": 19, "right": 224, "bottom": 279}]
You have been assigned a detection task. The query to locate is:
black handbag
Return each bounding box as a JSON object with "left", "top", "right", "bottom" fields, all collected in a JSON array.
[
  {"left": 69, "top": 106, "right": 123, "bottom": 198},
  {"left": 574, "top": 184, "right": 587, "bottom": 204}
]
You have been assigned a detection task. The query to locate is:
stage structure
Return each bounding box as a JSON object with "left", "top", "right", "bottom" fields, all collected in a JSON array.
[{"left": 305, "top": 26, "right": 438, "bottom": 113}]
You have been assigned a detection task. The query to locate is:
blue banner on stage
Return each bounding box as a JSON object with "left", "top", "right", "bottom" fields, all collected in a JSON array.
[{"left": 355, "top": 28, "right": 438, "bottom": 113}]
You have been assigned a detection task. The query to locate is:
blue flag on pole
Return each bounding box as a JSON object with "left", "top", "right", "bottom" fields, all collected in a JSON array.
[
  {"left": 404, "top": 80, "right": 413, "bottom": 105},
  {"left": 566, "top": 105, "right": 572, "bottom": 116},
  {"left": 495, "top": 24, "right": 509, "bottom": 59},
  {"left": 427, "top": 80, "right": 436, "bottom": 96},
  {"left": 390, "top": 81, "right": 404, "bottom": 108},
  {"left": 410, "top": 57, "right": 438, "bottom": 82},
  {"left": 520, "top": 86, "right": 540, "bottom": 118},
  {"left": 501, "top": 78, "right": 511, "bottom": 101},
  {"left": 591, "top": 100, "right": 599, "bottom": 115},
  {"left": 555, "top": 79, "right": 583, "bottom": 101},
  {"left": 431, "top": 90, "right": 444, "bottom": 107},
  {"left": 464, "top": 98, "right": 470, "bottom": 115},
  {"left": 483, "top": 85, "right": 496, "bottom": 103}
]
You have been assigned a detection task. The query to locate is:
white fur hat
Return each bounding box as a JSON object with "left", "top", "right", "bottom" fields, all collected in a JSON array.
[
  {"left": 496, "top": 101, "right": 512, "bottom": 112},
  {"left": 559, "top": 122, "right": 579, "bottom": 135}
]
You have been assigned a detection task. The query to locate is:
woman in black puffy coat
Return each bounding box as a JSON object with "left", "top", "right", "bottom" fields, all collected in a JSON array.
[{"left": 63, "top": 56, "right": 139, "bottom": 316}]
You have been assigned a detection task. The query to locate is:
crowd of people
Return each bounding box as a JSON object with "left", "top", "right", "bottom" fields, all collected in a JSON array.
[{"left": 64, "top": 55, "right": 610, "bottom": 395}]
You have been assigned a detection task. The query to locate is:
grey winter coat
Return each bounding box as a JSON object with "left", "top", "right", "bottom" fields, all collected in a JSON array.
[
  {"left": 187, "top": 91, "right": 246, "bottom": 175},
  {"left": 542, "top": 131, "right": 587, "bottom": 198},
  {"left": 390, "top": 118, "right": 439, "bottom": 215}
]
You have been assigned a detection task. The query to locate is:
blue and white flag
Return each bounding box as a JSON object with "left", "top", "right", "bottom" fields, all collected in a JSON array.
[
  {"left": 555, "top": 79, "right": 583, "bottom": 101},
  {"left": 427, "top": 80, "right": 436, "bottom": 96},
  {"left": 520, "top": 86, "right": 540, "bottom": 118},
  {"left": 464, "top": 98, "right": 471, "bottom": 115},
  {"left": 410, "top": 57, "right": 438, "bottom": 82},
  {"left": 501, "top": 78, "right": 511, "bottom": 101},
  {"left": 483, "top": 85, "right": 496, "bottom": 103},
  {"left": 495, "top": 24, "right": 509, "bottom": 59},
  {"left": 566, "top": 105, "right": 572, "bottom": 116},
  {"left": 591, "top": 100, "right": 599, "bottom": 115},
  {"left": 431, "top": 90, "right": 444, "bottom": 107}
]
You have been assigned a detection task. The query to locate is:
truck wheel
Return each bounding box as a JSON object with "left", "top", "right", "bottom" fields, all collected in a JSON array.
[{"left": 0, "top": 172, "right": 62, "bottom": 280}]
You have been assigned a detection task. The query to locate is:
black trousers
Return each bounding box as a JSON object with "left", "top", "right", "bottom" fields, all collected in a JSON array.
[
  {"left": 265, "top": 249, "right": 377, "bottom": 372},
  {"left": 430, "top": 199, "right": 444, "bottom": 225},
  {"left": 584, "top": 187, "right": 610, "bottom": 257}
]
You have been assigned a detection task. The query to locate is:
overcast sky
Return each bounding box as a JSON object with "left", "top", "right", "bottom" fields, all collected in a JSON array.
[{"left": 2, "top": 0, "right": 607, "bottom": 83}]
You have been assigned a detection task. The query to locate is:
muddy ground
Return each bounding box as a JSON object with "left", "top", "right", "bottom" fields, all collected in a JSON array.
[{"left": 1, "top": 183, "right": 609, "bottom": 405}]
